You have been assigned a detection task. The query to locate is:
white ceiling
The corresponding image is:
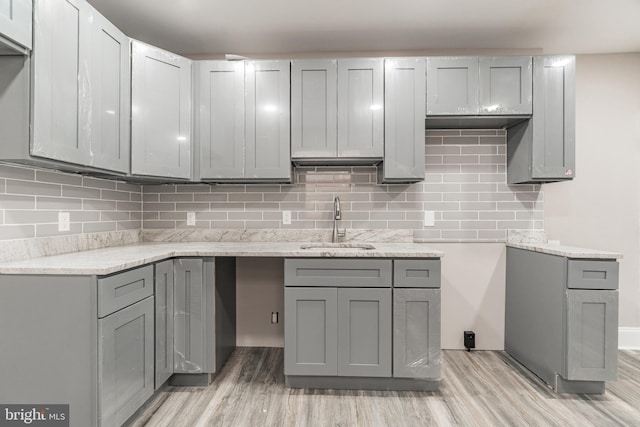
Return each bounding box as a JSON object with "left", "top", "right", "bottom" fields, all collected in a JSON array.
[{"left": 86, "top": 0, "right": 640, "bottom": 57}]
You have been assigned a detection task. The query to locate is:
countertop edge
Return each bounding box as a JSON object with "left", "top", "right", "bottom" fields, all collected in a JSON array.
[{"left": 506, "top": 243, "right": 623, "bottom": 260}]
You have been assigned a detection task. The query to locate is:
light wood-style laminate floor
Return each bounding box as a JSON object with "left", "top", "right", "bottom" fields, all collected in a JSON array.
[{"left": 131, "top": 348, "right": 640, "bottom": 426}]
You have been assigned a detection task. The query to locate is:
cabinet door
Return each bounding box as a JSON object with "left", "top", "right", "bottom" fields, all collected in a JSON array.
[
  {"left": 245, "top": 60, "right": 291, "bottom": 181},
  {"left": 337, "top": 288, "right": 391, "bottom": 377},
  {"left": 393, "top": 289, "right": 441, "bottom": 379},
  {"left": 31, "top": 0, "right": 92, "bottom": 166},
  {"left": 284, "top": 287, "right": 338, "bottom": 376},
  {"left": 155, "top": 260, "right": 174, "bottom": 388},
  {"left": 173, "top": 258, "right": 204, "bottom": 373},
  {"left": 531, "top": 55, "right": 576, "bottom": 180},
  {"left": 479, "top": 56, "right": 532, "bottom": 114},
  {"left": 86, "top": 9, "right": 130, "bottom": 173},
  {"left": 426, "top": 57, "right": 479, "bottom": 115},
  {"left": 291, "top": 59, "right": 338, "bottom": 159},
  {"left": 0, "top": 0, "right": 31, "bottom": 51},
  {"left": 566, "top": 290, "right": 618, "bottom": 381},
  {"left": 99, "top": 297, "right": 155, "bottom": 427},
  {"left": 197, "top": 61, "right": 245, "bottom": 180},
  {"left": 337, "top": 58, "right": 384, "bottom": 158},
  {"left": 131, "top": 40, "right": 192, "bottom": 179},
  {"left": 383, "top": 58, "right": 426, "bottom": 183}
]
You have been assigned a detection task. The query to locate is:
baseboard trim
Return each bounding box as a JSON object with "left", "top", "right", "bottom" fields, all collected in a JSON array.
[{"left": 619, "top": 327, "right": 640, "bottom": 349}]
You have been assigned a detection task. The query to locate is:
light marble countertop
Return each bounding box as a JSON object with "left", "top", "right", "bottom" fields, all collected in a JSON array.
[
  {"left": 0, "top": 242, "right": 444, "bottom": 275},
  {"left": 507, "top": 242, "right": 623, "bottom": 259}
]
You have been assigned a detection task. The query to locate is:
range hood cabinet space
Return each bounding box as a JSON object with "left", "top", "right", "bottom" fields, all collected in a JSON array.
[{"left": 424, "top": 115, "right": 530, "bottom": 130}]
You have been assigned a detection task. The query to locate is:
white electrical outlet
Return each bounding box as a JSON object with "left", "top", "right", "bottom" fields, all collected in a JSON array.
[
  {"left": 271, "top": 312, "right": 279, "bottom": 324},
  {"left": 424, "top": 210, "right": 435, "bottom": 227},
  {"left": 58, "top": 212, "right": 70, "bottom": 232},
  {"left": 282, "top": 211, "right": 291, "bottom": 225},
  {"left": 187, "top": 212, "right": 196, "bottom": 226}
]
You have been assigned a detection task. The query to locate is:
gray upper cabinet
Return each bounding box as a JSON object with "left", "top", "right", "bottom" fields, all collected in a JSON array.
[
  {"left": 1, "top": 0, "right": 131, "bottom": 175},
  {"left": 426, "top": 57, "right": 479, "bottom": 115},
  {"left": 479, "top": 56, "right": 532, "bottom": 114},
  {"left": 245, "top": 60, "right": 292, "bottom": 181},
  {"left": 0, "top": 0, "right": 31, "bottom": 53},
  {"left": 31, "top": 0, "right": 92, "bottom": 166},
  {"left": 337, "top": 58, "right": 384, "bottom": 159},
  {"left": 507, "top": 55, "right": 575, "bottom": 184},
  {"left": 196, "top": 60, "right": 291, "bottom": 182},
  {"left": 427, "top": 56, "right": 532, "bottom": 116},
  {"left": 291, "top": 58, "right": 383, "bottom": 162},
  {"left": 196, "top": 61, "right": 245, "bottom": 180},
  {"left": 382, "top": 58, "right": 426, "bottom": 183},
  {"left": 131, "top": 40, "right": 192, "bottom": 180},
  {"left": 86, "top": 9, "right": 130, "bottom": 173},
  {"left": 291, "top": 59, "right": 338, "bottom": 159}
]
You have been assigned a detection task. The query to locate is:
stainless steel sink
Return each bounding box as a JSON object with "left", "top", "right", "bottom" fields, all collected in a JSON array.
[{"left": 300, "top": 243, "right": 375, "bottom": 250}]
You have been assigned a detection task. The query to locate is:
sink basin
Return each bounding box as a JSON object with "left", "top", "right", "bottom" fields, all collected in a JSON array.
[{"left": 300, "top": 243, "right": 375, "bottom": 250}]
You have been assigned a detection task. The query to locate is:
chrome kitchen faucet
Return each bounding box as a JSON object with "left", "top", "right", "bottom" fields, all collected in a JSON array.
[{"left": 332, "top": 196, "right": 346, "bottom": 243}]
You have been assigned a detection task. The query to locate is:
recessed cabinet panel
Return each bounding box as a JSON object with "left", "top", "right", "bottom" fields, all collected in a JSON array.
[
  {"left": 155, "top": 260, "right": 174, "bottom": 388},
  {"left": 31, "top": 0, "right": 89, "bottom": 165},
  {"left": 479, "top": 56, "right": 532, "bottom": 114},
  {"left": 383, "top": 58, "right": 426, "bottom": 183},
  {"left": 284, "top": 287, "right": 338, "bottom": 376},
  {"left": 337, "top": 58, "right": 383, "bottom": 158},
  {"left": 99, "top": 296, "right": 155, "bottom": 427},
  {"left": 174, "top": 258, "right": 205, "bottom": 373},
  {"left": 0, "top": 0, "right": 32, "bottom": 51},
  {"left": 131, "top": 40, "right": 192, "bottom": 179},
  {"left": 291, "top": 59, "right": 338, "bottom": 158},
  {"left": 87, "top": 11, "right": 130, "bottom": 173},
  {"left": 426, "top": 57, "right": 479, "bottom": 115},
  {"left": 337, "top": 288, "right": 392, "bottom": 377},
  {"left": 245, "top": 61, "right": 291, "bottom": 181},
  {"left": 393, "top": 289, "right": 441, "bottom": 379},
  {"left": 197, "top": 61, "right": 245, "bottom": 179},
  {"left": 566, "top": 290, "right": 618, "bottom": 381}
]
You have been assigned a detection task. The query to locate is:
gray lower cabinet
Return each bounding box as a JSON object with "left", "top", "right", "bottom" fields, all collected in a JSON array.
[
  {"left": 337, "top": 288, "right": 392, "bottom": 377},
  {"left": 505, "top": 247, "right": 618, "bottom": 394},
  {"left": 98, "top": 296, "right": 155, "bottom": 427},
  {"left": 381, "top": 58, "right": 426, "bottom": 183},
  {"left": 284, "top": 287, "right": 338, "bottom": 376},
  {"left": 155, "top": 260, "right": 174, "bottom": 388},
  {"left": 393, "top": 288, "right": 441, "bottom": 379},
  {"left": 284, "top": 258, "right": 441, "bottom": 391},
  {"left": 131, "top": 40, "right": 192, "bottom": 180},
  {"left": 507, "top": 55, "right": 576, "bottom": 184},
  {"left": 0, "top": 0, "right": 32, "bottom": 53},
  {"left": 195, "top": 60, "right": 291, "bottom": 182}
]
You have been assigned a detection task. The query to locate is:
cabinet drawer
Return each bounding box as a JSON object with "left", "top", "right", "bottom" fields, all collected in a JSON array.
[
  {"left": 393, "top": 259, "right": 441, "bottom": 288},
  {"left": 284, "top": 259, "right": 392, "bottom": 287},
  {"left": 98, "top": 265, "right": 154, "bottom": 318},
  {"left": 567, "top": 260, "right": 618, "bottom": 290}
]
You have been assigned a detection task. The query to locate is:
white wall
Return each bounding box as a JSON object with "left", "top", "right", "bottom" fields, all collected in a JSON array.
[{"left": 545, "top": 53, "right": 640, "bottom": 329}]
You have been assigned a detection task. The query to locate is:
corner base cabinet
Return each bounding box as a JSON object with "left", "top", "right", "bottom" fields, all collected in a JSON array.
[
  {"left": 284, "top": 258, "right": 441, "bottom": 391},
  {"left": 0, "top": 257, "right": 237, "bottom": 426},
  {"left": 505, "top": 247, "right": 619, "bottom": 394}
]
